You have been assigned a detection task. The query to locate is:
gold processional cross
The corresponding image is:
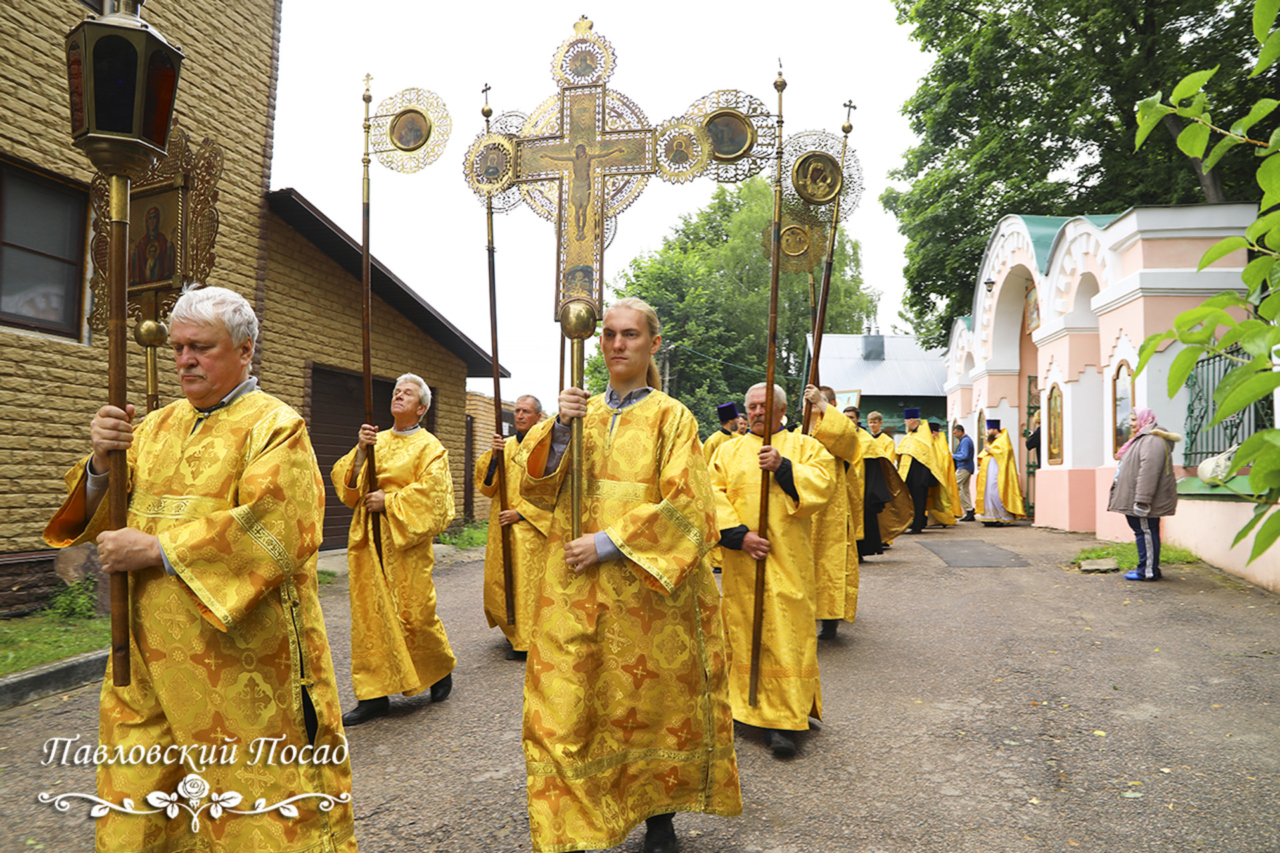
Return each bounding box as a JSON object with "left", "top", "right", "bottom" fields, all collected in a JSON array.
[{"left": 463, "top": 17, "right": 776, "bottom": 538}]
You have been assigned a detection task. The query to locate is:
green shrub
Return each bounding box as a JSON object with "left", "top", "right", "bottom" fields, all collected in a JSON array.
[
  {"left": 45, "top": 576, "right": 99, "bottom": 621},
  {"left": 438, "top": 521, "right": 489, "bottom": 550}
]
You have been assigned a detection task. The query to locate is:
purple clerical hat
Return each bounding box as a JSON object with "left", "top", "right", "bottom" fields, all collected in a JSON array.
[
  {"left": 986, "top": 419, "right": 1001, "bottom": 430},
  {"left": 904, "top": 407, "right": 920, "bottom": 419},
  {"left": 717, "top": 402, "right": 739, "bottom": 423}
]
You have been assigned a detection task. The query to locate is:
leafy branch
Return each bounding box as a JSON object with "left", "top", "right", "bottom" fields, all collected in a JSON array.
[{"left": 1133, "top": 0, "right": 1280, "bottom": 563}]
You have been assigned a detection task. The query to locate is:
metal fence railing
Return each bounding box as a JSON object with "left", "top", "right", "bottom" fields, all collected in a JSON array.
[{"left": 1183, "top": 346, "right": 1277, "bottom": 466}]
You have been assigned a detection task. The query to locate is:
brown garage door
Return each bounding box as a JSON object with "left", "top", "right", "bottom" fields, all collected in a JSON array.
[{"left": 309, "top": 367, "right": 394, "bottom": 551}]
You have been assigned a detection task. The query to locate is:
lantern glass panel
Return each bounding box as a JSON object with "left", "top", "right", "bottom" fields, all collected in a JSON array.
[
  {"left": 92, "top": 35, "right": 138, "bottom": 134},
  {"left": 67, "top": 40, "right": 87, "bottom": 133},
  {"left": 142, "top": 49, "right": 177, "bottom": 148}
]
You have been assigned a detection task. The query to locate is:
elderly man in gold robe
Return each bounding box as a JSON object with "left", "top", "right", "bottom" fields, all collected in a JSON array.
[
  {"left": 45, "top": 286, "right": 356, "bottom": 853},
  {"left": 802, "top": 385, "right": 861, "bottom": 641},
  {"left": 712, "top": 382, "right": 836, "bottom": 758},
  {"left": 977, "top": 418, "right": 1026, "bottom": 525},
  {"left": 520, "top": 298, "right": 740, "bottom": 853},
  {"left": 332, "top": 374, "right": 456, "bottom": 726},
  {"left": 474, "top": 394, "right": 551, "bottom": 660}
]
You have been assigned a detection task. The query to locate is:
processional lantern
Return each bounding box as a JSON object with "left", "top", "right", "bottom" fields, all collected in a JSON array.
[{"left": 64, "top": 0, "right": 185, "bottom": 689}]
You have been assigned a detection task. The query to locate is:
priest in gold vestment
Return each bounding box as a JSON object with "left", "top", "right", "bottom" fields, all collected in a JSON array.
[
  {"left": 976, "top": 419, "right": 1026, "bottom": 524},
  {"left": 475, "top": 394, "right": 551, "bottom": 659},
  {"left": 44, "top": 286, "right": 356, "bottom": 853},
  {"left": 332, "top": 374, "right": 456, "bottom": 726},
  {"left": 927, "top": 422, "right": 960, "bottom": 528},
  {"left": 520, "top": 299, "right": 740, "bottom": 853},
  {"left": 866, "top": 411, "right": 897, "bottom": 464},
  {"left": 712, "top": 383, "right": 836, "bottom": 759},
  {"left": 802, "top": 385, "right": 861, "bottom": 640},
  {"left": 897, "top": 410, "right": 950, "bottom": 533},
  {"left": 851, "top": 408, "right": 914, "bottom": 557}
]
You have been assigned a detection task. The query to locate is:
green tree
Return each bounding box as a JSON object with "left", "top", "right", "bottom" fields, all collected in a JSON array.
[
  {"left": 1134, "top": 0, "right": 1279, "bottom": 562},
  {"left": 590, "top": 178, "right": 877, "bottom": 436},
  {"left": 883, "top": 0, "right": 1272, "bottom": 349}
]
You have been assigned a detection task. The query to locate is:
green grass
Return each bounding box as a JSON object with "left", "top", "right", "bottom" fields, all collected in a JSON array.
[
  {"left": 1072, "top": 541, "right": 1199, "bottom": 570},
  {"left": 438, "top": 520, "right": 489, "bottom": 550},
  {"left": 317, "top": 568, "right": 337, "bottom": 586},
  {"left": 0, "top": 613, "right": 111, "bottom": 678}
]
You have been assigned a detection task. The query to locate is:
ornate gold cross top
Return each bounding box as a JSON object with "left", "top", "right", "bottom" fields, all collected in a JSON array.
[{"left": 514, "top": 20, "right": 658, "bottom": 316}]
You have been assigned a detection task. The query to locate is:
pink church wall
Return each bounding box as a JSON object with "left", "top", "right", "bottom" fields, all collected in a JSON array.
[
  {"left": 1164, "top": 501, "right": 1280, "bottom": 594},
  {"left": 1034, "top": 467, "right": 1096, "bottom": 531},
  {"left": 1119, "top": 238, "right": 1248, "bottom": 279}
]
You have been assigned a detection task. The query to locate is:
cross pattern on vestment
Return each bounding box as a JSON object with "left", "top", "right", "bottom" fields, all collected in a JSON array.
[{"left": 516, "top": 83, "right": 654, "bottom": 312}]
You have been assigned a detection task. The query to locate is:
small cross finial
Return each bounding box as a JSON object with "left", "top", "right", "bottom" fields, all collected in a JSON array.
[
  {"left": 481, "top": 83, "right": 493, "bottom": 119},
  {"left": 482, "top": 83, "right": 491, "bottom": 104},
  {"left": 363, "top": 74, "right": 372, "bottom": 104},
  {"left": 842, "top": 100, "right": 856, "bottom": 134}
]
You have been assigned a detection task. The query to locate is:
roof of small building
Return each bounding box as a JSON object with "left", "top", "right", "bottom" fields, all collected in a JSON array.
[
  {"left": 810, "top": 333, "right": 947, "bottom": 397},
  {"left": 267, "top": 188, "right": 507, "bottom": 378},
  {"left": 1007, "top": 214, "right": 1121, "bottom": 274}
]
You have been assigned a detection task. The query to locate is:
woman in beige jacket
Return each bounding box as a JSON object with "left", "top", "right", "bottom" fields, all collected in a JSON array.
[{"left": 1108, "top": 407, "right": 1182, "bottom": 581}]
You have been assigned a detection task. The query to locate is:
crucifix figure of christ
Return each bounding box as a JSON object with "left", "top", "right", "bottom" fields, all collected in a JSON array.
[
  {"left": 544, "top": 143, "right": 625, "bottom": 241},
  {"left": 517, "top": 83, "right": 654, "bottom": 309}
]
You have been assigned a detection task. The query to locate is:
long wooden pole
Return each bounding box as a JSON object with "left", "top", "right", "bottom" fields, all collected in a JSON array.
[
  {"left": 107, "top": 174, "right": 131, "bottom": 687},
  {"left": 482, "top": 94, "right": 517, "bottom": 626},
  {"left": 749, "top": 70, "right": 786, "bottom": 708},
  {"left": 801, "top": 105, "right": 856, "bottom": 434},
  {"left": 361, "top": 78, "right": 383, "bottom": 565}
]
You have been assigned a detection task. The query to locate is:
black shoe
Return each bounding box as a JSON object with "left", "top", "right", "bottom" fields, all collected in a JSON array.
[
  {"left": 766, "top": 729, "right": 796, "bottom": 758},
  {"left": 643, "top": 813, "right": 678, "bottom": 853},
  {"left": 818, "top": 619, "right": 839, "bottom": 640},
  {"left": 961, "top": 512, "right": 975, "bottom": 522},
  {"left": 430, "top": 672, "right": 453, "bottom": 703},
  {"left": 505, "top": 645, "right": 528, "bottom": 661},
  {"left": 341, "top": 696, "right": 389, "bottom": 727}
]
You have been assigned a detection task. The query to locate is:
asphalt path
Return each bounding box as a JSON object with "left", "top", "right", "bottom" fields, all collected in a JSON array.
[{"left": 2, "top": 524, "right": 1278, "bottom": 852}]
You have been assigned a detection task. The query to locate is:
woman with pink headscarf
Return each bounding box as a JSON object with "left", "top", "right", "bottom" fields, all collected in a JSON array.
[{"left": 1108, "top": 407, "right": 1182, "bottom": 581}]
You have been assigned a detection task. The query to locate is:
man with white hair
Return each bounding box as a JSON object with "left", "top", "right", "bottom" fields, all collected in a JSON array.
[
  {"left": 475, "top": 394, "right": 550, "bottom": 660},
  {"left": 332, "top": 372, "right": 457, "bottom": 725},
  {"left": 45, "top": 285, "right": 357, "bottom": 852},
  {"left": 711, "top": 382, "right": 836, "bottom": 758}
]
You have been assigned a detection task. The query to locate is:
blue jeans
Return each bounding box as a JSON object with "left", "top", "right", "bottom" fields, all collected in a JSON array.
[{"left": 1126, "top": 515, "right": 1162, "bottom": 580}]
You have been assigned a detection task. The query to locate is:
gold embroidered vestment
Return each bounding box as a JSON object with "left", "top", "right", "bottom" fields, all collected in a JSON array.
[{"left": 44, "top": 390, "right": 356, "bottom": 853}]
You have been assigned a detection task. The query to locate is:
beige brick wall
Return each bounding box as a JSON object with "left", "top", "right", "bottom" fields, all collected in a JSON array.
[
  {"left": 0, "top": 0, "right": 281, "bottom": 555},
  {"left": 261, "top": 215, "right": 470, "bottom": 517}
]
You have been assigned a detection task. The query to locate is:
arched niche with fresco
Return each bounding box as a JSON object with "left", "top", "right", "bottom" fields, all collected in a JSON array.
[
  {"left": 1048, "top": 383, "right": 1064, "bottom": 465},
  {"left": 1113, "top": 361, "right": 1134, "bottom": 456}
]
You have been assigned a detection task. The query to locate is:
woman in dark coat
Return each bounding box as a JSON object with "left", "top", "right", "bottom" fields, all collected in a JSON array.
[{"left": 1108, "top": 407, "right": 1182, "bottom": 581}]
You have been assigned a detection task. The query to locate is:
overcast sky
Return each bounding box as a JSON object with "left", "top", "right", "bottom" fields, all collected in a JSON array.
[{"left": 271, "top": 1, "right": 934, "bottom": 413}]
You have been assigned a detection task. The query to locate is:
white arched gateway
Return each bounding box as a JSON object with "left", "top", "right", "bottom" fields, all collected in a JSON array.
[{"left": 944, "top": 204, "right": 1279, "bottom": 591}]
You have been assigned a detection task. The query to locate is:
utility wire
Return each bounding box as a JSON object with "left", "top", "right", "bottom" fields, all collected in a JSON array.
[{"left": 662, "top": 342, "right": 801, "bottom": 380}]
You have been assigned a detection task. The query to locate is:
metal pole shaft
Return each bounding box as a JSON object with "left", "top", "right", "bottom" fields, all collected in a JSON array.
[
  {"left": 801, "top": 123, "right": 852, "bottom": 434},
  {"left": 487, "top": 192, "right": 517, "bottom": 626},
  {"left": 361, "top": 81, "right": 382, "bottom": 563},
  {"left": 107, "top": 173, "right": 131, "bottom": 688},
  {"left": 750, "top": 71, "right": 786, "bottom": 708},
  {"left": 570, "top": 337, "right": 585, "bottom": 540}
]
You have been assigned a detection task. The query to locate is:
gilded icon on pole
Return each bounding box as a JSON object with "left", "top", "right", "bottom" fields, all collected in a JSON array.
[
  {"left": 371, "top": 88, "right": 451, "bottom": 173},
  {"left": 792, "top": 150, "right": 842, "bottom": 205},
  {"left": 389, "top": 108, "right": 431, "bottom": 152},
  {"left": 780, "top": 223, "right": 810, "bottom": 258}
]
